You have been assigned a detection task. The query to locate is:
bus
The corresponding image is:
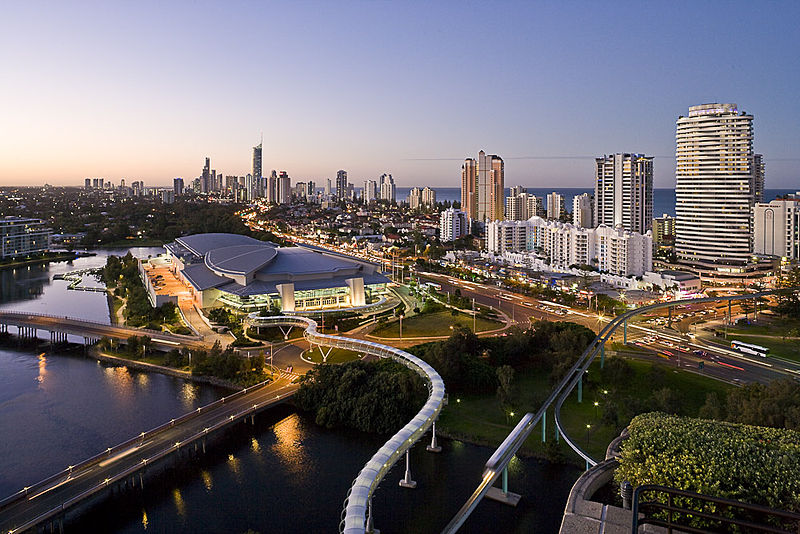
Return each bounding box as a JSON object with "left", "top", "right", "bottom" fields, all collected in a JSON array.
[
  {"left": 424, "top": 282, "right": 442, "bottom": 292},
  {"left": 731, "top": 340, "right": 769, "bottom": 358}
]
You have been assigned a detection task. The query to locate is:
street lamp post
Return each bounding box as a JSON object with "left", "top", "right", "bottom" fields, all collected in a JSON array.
[
  {"left": 594, "top": 401, "right": 599, "bottom": 419},
  {"left": 399, "top": 314, "right": 404, "bottom": 340},
  {"left": 586, "top": 424, "right": 591, "bottom": 445}
]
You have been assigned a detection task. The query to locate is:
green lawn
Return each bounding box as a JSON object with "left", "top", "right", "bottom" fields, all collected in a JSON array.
[
  {"left": 371, "top": 311, "right": 502, "bottom": 338},
  {"left": 306, "top": 347, "right": 362, "bottom": 364},
  {"left": 437, "top": 356, "right": 733, "bottom": 462}
]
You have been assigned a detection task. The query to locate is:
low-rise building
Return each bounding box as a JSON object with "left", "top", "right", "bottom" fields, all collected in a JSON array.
[
  {"left": 753, "top": 196, "right": 800, "bottom": 260},
  {"left": 0, "top": 216, "right": 51, "bottom": 260}
]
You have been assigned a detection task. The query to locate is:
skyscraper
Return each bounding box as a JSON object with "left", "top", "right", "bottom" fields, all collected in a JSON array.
[
  {"left": 336, "top": 170, "right": 348, "bottom": 199},
  {"left": 277, "top": 171, "right": 291, "bottom": 204},
  {"left": 422, "top": 187, "right": 436, "bottom": 207},
  {"left": 363, "top": 180, "right": 378, "bottom": 203},
  {"left": 267, "top": 170, "right": 277, "bottom": 203},
  {"left": 439, "top": 208, "right": 469, "bottom": 241},
  {"left": 84, "top": 178, "right": 91, "bottom": 189},
  {"left": 201, "top": 157, "right": 211, "bottom": 193},
  {"left": 675, "top": 103, "right": 756, "bottom": 266},
  {"left": 379, "top": 173, "right": 395, "bottom": 202},
  {"left": 752, "top": 153, "right": 765, "bottom": 203},
  {"left": 407, "top": 187, "right": 422, "bottom": 210},
  {"left": 461, "top": 157, "right": 478, "bottom": 220},
  {"left": 252, "top": 141, "right": 262, "bottom": 191},
  {"left": 572, "top": 193, "right": 593, "bottom": 228},
  {"left": 477, "top": 150, "right": 504, "bottom": 222},
  {"left": 594, "top": 153, "right": 653, "bottom": 233},
  {"left": 546, "top": 192, "right": 565, "bottom": 220},
  {"left": 173, "top": 177, "right": 184, "bottom": 196}
]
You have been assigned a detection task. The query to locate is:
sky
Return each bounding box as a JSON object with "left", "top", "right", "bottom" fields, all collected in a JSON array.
[{"left": 1, "top": 1, "right": 799, "bottom": 189}]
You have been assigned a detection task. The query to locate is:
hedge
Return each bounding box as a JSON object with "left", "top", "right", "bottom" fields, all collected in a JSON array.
[{"left": 616, "top": 412, "right": 800, "bottom": 514}]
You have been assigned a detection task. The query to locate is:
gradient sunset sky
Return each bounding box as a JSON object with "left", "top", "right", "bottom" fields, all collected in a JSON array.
[{"left": 2, "top": 1, "right": 799, "bottom": 188}]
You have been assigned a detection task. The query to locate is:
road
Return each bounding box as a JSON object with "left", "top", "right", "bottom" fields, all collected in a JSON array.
[{"left": 416, "top": 272, "right": 800, "bottom": 386}]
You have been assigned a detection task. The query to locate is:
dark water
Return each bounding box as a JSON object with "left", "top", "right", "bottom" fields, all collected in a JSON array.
[{"left": 0, "top": 249, "right": 582, "bottom": 533}]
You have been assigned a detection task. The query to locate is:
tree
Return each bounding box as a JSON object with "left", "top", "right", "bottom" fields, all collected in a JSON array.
[{"left": 496, "top": 365, "right": 515, "bottom": 409}]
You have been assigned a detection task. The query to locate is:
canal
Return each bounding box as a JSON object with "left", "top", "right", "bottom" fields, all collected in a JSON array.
[{"left": 0, "top": 249, "right": 581, "bottom": 533}]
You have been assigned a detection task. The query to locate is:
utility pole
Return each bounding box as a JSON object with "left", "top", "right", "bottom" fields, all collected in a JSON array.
[{"left": 473, "top": 298, "right": 476, "bottom": 332}]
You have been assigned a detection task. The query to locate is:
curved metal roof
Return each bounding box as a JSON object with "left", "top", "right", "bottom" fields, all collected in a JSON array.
[{"left": 205, "top": 244, "right": 278, "bottom": 276}]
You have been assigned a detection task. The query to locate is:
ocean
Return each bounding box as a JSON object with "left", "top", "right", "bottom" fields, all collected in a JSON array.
[{"left": 394, "top": 187, "right": 799, "bottom": 218}]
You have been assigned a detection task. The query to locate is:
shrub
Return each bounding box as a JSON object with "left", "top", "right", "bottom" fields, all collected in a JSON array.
[{"left": 616, "top": 412, "right": 800, "bottom": 515}]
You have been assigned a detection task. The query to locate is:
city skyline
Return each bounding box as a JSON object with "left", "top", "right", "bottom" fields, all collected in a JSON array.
[{"left": 1, "top": 2, "right": 800, "bottom": 188}]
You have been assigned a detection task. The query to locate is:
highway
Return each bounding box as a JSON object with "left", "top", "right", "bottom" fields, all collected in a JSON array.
[
  {"left": 0, "top": 374, "right": 299, "bottom": 534},
  {"left": 416, "top": 272, "right": 800, "bottom": 386}
]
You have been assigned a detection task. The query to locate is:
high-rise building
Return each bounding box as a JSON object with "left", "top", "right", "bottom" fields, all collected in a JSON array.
[
  {"left": 336, "top": 170, "right": 348, "bottom": 199},
  {"left": 572, "top": 193, "right": 593, "bottom": 228},
  {"left": 295, "top": 182, "right": 307, "bottom": 199},
  {"left": 652, "top": 214, "right": 676, "bottom": 252},
  {"left": 325, "top": 178, "right": 332, "bottom": 197},
  {"left": 752, "top": 153, "right": 765, "bottom": 203},
  {"left": 675, "top": 103, "right": 756, "bottom": 266},
  {"left": 379, "top": 173, "right": 395, "bottom": 202},
  {"left": 753, "top": 196, "right": 800, "bottom": 260},
  {"left": 363, "top": 180, "right": 378, "bottom": 203},
  {"left": 201, "top": 157, "right": 211, "bottom": 193},
  {"left": 84, "top": 178, "right": 91, "bottom": 189},
  {"left": 510, "top": 185, "right": 527, "bottom": 197},
  {"left": 461, "top": 157, "right": 478, "bottom": 220},
  {"left": 277, "top": 171, "right": 291, "bottom": 204},
  {"left": 439, "top": 208, "right": 469, "bottom": 241},
  {"left": 594, "top": 153, "right": 653, "bottom": 233},
  {"left": 307, "top": 181, "right": 316, "bottom": 199},
  {"left": 407, "top": 187, "right": 422, "bottom": 210},
  {"left": 422, "top": 187, "right": 436, "bottom": 207},
  {"left": 505, "top": 192, "right": 544, "bottom": 221},
  {"left": 161, "top": 190, "right": 175, "bottom": 204},
  {"left": 477, "top": 150, "right": 504, "bottom": 222},
  {"left": 92, "top": 178, "right": 103, "bottom": 189},
  {"left": 173, "top": 177, "right": 184, "bottom": 196},
  {"left": 266, "top": 170, "right": 277, "bottom": 203},
  {"left": 546, "top": 192, "right": 565, "bottom": 220},
  {"left": 252, "top": 142, "right": 262, "bottom": 187}
]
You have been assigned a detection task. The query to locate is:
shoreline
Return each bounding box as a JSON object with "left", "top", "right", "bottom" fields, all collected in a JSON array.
[{"left": 0, "top": 251, "right": 92, "bottom": 271}]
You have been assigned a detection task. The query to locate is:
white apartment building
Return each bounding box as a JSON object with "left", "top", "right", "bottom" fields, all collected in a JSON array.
[
  {"left": 379, "top": 173, "right": 396, "bottom": 202},
  {"left": 0, "top": 217, "right": 51, "bottom": 259},
  {"left": 505, "top": 192, "right": 544, "bottom": 221},
  {"left": 572, "top": 193, "right": 593, "bottom": 228},
  {"left": 439, "top": 208, "right": 469, "bottom": 242},
  {"left": 594, "top": 153, "right": 653, "bottom": 233},
  {"left": 546, "top": 192, "right": 565, "bottom": 220},
  {"left": 675, "top": 103, "right": 757, "bottom": 266},
  {"left": 487, "top": 217, "right": 652, "bottom": 276},
  {"left": 363, "top": 180, "right": 378, "bottom": 203},
  {"left": 408, "top": 187, "right": 422, "bottom": 210},
  {"left": 422, "top": 186, "right": 436, "bottom": 207},
  {"left": 753, "top": 196, "right": 800, "bottom": 260}
]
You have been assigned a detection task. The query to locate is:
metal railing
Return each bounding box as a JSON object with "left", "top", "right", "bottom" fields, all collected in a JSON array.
[
  {"left": 247, "top": 314, "right": 446, "bottom": 534},
  {"left": 632, "top": 484, "right": 800, "bottom": 534}
]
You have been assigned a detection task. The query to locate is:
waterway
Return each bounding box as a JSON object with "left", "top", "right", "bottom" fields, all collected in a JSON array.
[{"left": 0, "top": 248, "right": 581, "bottom": 533}]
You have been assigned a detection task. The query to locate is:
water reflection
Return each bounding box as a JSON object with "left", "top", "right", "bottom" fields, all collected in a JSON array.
[
  {"left": 141, "top": 510, "right": 148, "bottom": 530},
  {"left": 172, "top": 488, "right": 185, "bottom": 517},
  {"left": 201, "top": 470, "right": 213, "bottom": 492},
  {"left": 103, "top": 366, "right": 134, "bottom": 402},
  {"left": 36, "top": 352, "right": 46, "bottom": 384},
  {"left": 251, "top": 437, "right": 261, "bottom": 453},
  {"left": 227, "top": 454, "right": 242, "bottom": 483},
  {"left": 180, "top": 383, "right": 197, "bottom": 409},
  {"left": 271, "top": 414, "right": 310, "bottom": 480}
]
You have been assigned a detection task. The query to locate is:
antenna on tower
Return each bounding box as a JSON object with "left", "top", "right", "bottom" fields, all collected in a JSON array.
[{"left": 260, "top": 131, "right": 263, "bottom": 147}]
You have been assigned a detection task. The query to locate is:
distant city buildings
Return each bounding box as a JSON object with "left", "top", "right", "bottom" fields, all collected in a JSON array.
[
  {"left": 173, "top": 177, "right": 184, "bottom": 196},
  {"left": 379, "top": 173, "right": 395, "bottom": 203},
  {"left": 336, "top": 170, "right": 348, "bottom": 199},
  {"left": 439, "top": 208, "right": 469, "bottom": 242},
  {"left": 594, "top": 153, "right": 653, "bottom": 234},
  {"left": 461, "top": 150, "right": 504, "bottom": 222},
  {"left": 408, "top": 186, "right": 436, "bottom": 210},
  {"left": 1, "top": 216, "right": 51, "bottom": 260},
  {"left": 201, "top": 157, "right": 211, "bottom": 193},
  {"left": 252, "top": 142, "right": 262, "bottom": 187},
  {"left": 422, "top": 186, "right": 436, "bottom": 207},
  {"left": 505, "top": 191, "right": 543, "bottom": 221},
  {"left": 277, "top": 171, "right": 291, "bottom": 204},
  {"left": 753, "top": 195, "right": 800, "bottom": 260},
  {"left": 675, "top": 103, "right": 758, "bottom": 267},
  {"left": 487, "top": 217, "right": 652, "bottom": 276},
  {"left": 572, "top": 193, "right": 593, "bottom": 228},
  {"left": 546, "top": 192, "right": 565, "bottom": 220},
  {"left": 363, "top": 180, "right": 378, "bottom": 203}
]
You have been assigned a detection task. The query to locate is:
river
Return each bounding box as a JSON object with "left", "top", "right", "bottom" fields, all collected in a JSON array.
[{"left": 0, "top": 248, "right": 580, "bottom": 533}]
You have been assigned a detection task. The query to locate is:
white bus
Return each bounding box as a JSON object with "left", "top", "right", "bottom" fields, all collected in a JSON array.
[
  {"left": 731, "top": 340, "right": 769, "bottom": 358},
  {"left": 424, "top": 282, "right": 442, "bottom": 292}
]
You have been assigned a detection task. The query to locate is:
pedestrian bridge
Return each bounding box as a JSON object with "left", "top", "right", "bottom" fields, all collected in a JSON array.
[{"left": 0, "top": 312, "right": 446, "bottom": 534}]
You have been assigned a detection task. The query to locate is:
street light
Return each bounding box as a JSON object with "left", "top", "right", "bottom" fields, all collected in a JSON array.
[
  {"left": 399, "top": 314, "right": 404, "bottom": 340},
  {"left": 586, "top": 424, "right": 591, "bottom": 445},
  {"left": 594, "top": 401, "right": 599, "bottom": 418}
]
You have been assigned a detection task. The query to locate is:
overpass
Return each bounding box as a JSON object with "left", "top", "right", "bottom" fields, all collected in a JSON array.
[
  {"left": 1, "top": 312, "right": 446, "bottom": 534},
  {"left": 0, "top": 311, "right": 206, "bottom": 350},
  {"left": 441, "top": 289, "right": 790, "bottom": 533}
]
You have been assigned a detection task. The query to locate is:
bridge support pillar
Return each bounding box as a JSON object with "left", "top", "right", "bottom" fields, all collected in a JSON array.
[
  {"left": 600, "top": 344, "right": 605, "bottom": 369},
  {"left": 541, "top": 410, "right": 546, "bottom": 443},
  {"left": 728, "top": 300, "right": 732, "bottom": 325},
  {"left": 623, "top": 319, "right": 627, "bottom": 345},
  {"left": 577, "top": 374, "right": 583, "bottom": 403},
  {"left": 427, "top": 421, "right": 441, "bottom": 452},
  {"left": 486, "top": 465, "right": 522, "bottom": 506},
  {"left": 398, "top": 449, "right": 417, "bottom": 489},
  {"left": 555, "top": 422, "right": 559, "bottom": 442},
  {"left": 366, "top": 498, "right": 379, "bottom": 534},
  {"left": 668, "top": 306, "right": 673, "bottom": 326}
]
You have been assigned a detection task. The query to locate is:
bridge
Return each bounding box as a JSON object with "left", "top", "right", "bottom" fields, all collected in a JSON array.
[
  {"left": 441, "top": 289, "right": 790, "bottom": 533},
  {"left": 0, "top": 313, "right": 446, "bottom": 534},
  {"left": 0, "top": 311, "right": 206, "bottom": 350}
]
